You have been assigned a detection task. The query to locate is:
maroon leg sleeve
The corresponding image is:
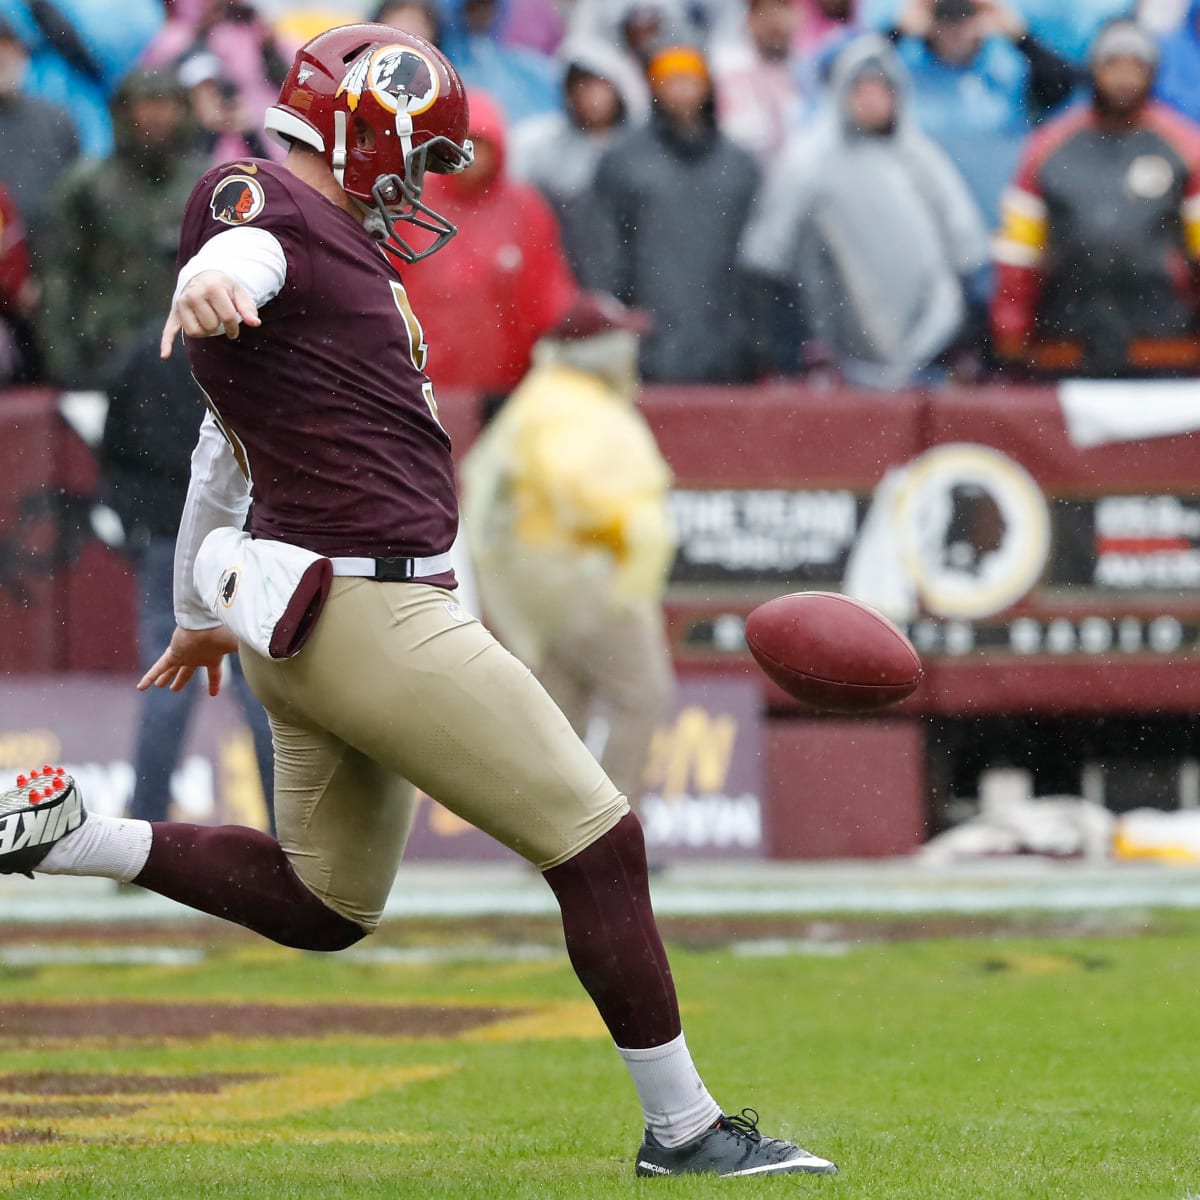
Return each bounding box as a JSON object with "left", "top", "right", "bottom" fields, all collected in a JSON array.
[
  {"left": 543, "top": 812, "right": 681, "bottom": 1049},
  {"left": 133, "top": 824, "right": 366, "bottom": 952}
]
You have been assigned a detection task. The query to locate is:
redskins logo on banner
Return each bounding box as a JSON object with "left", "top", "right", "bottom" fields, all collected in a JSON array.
[{"left": 844, "top": 443, "right": 1052, "bottom": 622}]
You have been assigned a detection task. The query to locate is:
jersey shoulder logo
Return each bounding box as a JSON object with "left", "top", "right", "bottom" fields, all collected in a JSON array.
[{"left": 211, "top": 174, "right": 266, "bottom": 226}]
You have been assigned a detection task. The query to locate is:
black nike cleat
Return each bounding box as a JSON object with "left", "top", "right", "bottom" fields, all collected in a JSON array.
[
  {"left": 0, "top": 767, "right": 87, "bottom": 877},
  {"left": 635, "top": 1108, "right": 838, "bottom": 1178}
]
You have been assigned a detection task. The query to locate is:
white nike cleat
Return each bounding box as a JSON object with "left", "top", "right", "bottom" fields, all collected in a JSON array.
[{"left": 0, "top": 766, "right": 87, "bottom": 877}]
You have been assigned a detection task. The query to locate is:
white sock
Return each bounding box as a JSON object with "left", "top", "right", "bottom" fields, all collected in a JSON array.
[
  {"left": 38, "top": 814, "right": 153, "bottom": 883},
  {"left": 617, "top": 1031, "right": 722, "bottom": 1147}
]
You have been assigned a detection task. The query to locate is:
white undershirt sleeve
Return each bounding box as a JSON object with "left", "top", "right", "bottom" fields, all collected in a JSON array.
[
  {"left": 170, "top": 225, "right": 286, "bottom": 625},
  {"left": 174, "top": 410, "right": 253, "bottom": 629},
  {"left": 173, "top": 226, "right": 288, "bottom": 319}
]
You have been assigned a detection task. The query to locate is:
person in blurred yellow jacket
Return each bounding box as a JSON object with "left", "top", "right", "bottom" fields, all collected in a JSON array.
[{"left": 461, "top": 292, "right": 676, "bottom": 818}]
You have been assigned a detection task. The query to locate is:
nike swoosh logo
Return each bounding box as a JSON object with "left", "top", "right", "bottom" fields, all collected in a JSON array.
[{"left": 230, "top": 162, "right": 259, "bottom": 175}]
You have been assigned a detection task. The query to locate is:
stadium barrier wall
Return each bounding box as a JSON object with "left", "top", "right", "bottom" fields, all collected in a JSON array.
[{"left": 1, "top": 382, "right": 1197, "bottom": 859}]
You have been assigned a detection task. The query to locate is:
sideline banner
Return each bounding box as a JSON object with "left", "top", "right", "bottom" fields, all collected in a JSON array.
[{"left": 646, "top": 384, "right": 1200, "bottom": 716}]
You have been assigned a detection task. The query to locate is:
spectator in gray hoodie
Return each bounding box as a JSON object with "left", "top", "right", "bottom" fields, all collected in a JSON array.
[
  {"left": 739, "top": 33, "right": 990, "bottom": 388},
  {"left": 509, "top": 37, "right": 647, "bottom": 286}
]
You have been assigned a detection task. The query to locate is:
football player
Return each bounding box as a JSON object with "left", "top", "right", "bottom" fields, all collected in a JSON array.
[{"left": 0, "top": 24, "right": 835, "bottom": 1180}]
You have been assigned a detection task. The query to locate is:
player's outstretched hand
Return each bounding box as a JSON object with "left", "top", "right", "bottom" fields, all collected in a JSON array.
[
  {"left": 160, "top": 269, "right": 261, "bottom": 356},
  {"left": 138, "top": 625, "right": 240, "bottom": 697}
]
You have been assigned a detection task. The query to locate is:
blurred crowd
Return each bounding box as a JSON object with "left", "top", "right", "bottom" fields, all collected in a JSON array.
[{"left": 0, "top": 0, "right": 1198, "bottom": 396}]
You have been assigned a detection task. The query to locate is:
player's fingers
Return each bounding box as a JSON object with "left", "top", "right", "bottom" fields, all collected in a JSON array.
[
  {"left": 205, "top": 280, "right": 249, "bottom": 338},
  {"left": 179, "top": 298, "right": 225, "bottom": 339},
  {"left": 160, "top": 310, "right": 182, "bottom": 359},
  {"left": 168, "top": 664, "right": 198, "bottom": 692},
  {"left": 204, "top": 288, "right": 245, "bottom": 340},
  {"left": 137, "top": 651, "right": 178, "bottom": 691},
  {"left": 232, "top": 283, "right": 261, "bottom": 329},
  {"left": 205, "top": 657, "right": 224, "bottom": 697}
]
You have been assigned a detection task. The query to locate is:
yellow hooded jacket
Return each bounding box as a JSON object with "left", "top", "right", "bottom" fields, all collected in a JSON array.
[{"left": 460, "top": 361, "right": 676, "bottom": 664}]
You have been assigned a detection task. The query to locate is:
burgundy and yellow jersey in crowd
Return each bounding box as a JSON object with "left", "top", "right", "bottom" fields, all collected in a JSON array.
[
  {"left": 0, "top": 182, "right": 28, "bottom": 305},
  {"left": 992, "top": 101, "right": 1200, "bottom": 375},
  {"left": 178, "top": 159, "right": 459, "bottom": 560}
]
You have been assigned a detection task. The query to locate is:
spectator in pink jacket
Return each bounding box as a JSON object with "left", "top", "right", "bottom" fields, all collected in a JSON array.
[{"left": 143, "top": 0, "right": 287, "bottom": 157}]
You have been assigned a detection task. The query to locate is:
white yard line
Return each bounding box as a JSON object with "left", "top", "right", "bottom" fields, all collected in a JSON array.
[{"left": 2, "top": 861, "right": 1200, "bottom": 923}]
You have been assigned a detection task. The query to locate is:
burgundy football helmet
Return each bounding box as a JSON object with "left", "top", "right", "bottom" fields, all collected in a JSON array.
[{"left": 264, "top": 23, "right": 473, "bottom": 262}]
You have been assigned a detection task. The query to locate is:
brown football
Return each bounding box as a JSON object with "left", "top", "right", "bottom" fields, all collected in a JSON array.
[{"left": 744, "top": 591, "right": 923, "bottom": 712}]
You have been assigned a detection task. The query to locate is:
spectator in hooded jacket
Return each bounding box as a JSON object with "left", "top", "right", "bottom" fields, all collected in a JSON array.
[
  {"left": 509, "top": 36, "right": 648, "bottom": 286},
  {"left": 1154, "top": 0, "right": 1200, "bottom": 125},
  {"left": 739, "top": 34, "right": 989, "bottom": 387},
  {"left": 590, "top": 43, "right": 761, "bottom": 382},
  {"left": 992, "top": 19, "right": 1200, "bottom": 378},
  {"left": 883, "top": 0, "right": 1077, "bottom": 226},
  {"left": 402, "top": 90, "right": 580, "bottom": 418}
]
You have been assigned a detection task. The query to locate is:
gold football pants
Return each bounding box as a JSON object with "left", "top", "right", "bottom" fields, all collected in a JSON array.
[{"left": 240, "top": 579, "right": 628, "bottom": 929}]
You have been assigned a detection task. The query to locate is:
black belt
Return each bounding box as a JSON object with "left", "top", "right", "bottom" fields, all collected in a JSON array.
[{"left": 328, "top": 551, "right": 455, "bottom": 581}]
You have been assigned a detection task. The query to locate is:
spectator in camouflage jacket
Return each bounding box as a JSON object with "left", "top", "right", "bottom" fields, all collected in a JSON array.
[{"left": 38, "top": 67, "right": 209, "bottom": 389}]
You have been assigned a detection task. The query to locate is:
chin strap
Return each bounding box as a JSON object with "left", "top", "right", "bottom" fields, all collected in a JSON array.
[
  {"left": 395, "top": 109, "right": 414, "bottom": 163},
  {"left": 331, "top": 109, "right": 348, "bottom": 188}
]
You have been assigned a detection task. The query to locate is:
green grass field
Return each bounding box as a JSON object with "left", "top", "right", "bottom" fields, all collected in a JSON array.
[{"left": 0, "top": 911, "right": 1198, "bottom": 1199}]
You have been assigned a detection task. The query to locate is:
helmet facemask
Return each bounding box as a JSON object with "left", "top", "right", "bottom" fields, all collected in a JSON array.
[{"left": 368, "top": 134, "right": 474, "bottom": 263}]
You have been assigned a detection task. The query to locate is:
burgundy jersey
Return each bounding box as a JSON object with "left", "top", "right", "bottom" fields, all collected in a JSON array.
[{"left": 178, "top": 159, "right": 458, "bottom": 560}]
